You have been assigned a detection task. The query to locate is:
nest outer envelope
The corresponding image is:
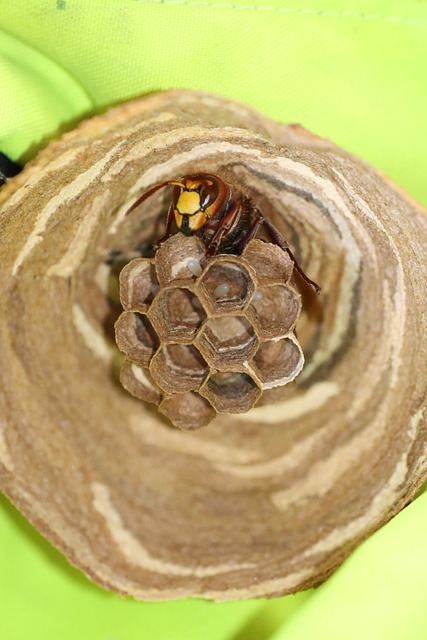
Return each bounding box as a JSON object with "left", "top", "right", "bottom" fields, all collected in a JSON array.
[{"left": 0, "top": 90, "right": 426, "bottom": 601}]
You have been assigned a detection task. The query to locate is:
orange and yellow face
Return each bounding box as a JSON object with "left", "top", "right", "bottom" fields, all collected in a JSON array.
[{"left": 172, "top": 175, "right": 224, "bottom": 235}]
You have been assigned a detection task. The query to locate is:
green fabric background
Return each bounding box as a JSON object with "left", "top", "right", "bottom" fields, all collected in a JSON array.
[{"left": 1, "top": 1, "right": 426, "bottom": 638}]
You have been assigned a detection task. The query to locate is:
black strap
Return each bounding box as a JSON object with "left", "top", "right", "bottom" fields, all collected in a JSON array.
[{"left": 0, "top": 152, "right": 22, "bottom": 186}]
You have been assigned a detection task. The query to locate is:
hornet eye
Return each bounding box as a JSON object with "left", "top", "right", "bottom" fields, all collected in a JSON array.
[
  {"left": 200, "top": 181, "right": 218, "bottom": 209},
  {"left": 172, "top": 184, "right": 183, "bottom": 202}
]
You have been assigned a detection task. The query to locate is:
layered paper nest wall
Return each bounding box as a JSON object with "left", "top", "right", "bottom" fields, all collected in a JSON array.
[{"left": 0, "top": 90, "right": 426, "bottom": 600}]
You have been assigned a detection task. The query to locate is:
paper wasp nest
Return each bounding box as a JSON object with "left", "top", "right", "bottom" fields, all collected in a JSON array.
[
  {"left": 0, "top": 90, "right": 426, "bottom": 602},
  {"left": 115, "top": 235, "right": 303, "bottom": 429}
]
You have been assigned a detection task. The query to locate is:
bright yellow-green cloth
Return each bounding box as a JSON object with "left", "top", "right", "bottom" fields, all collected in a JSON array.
[
  {"left": 2, "top": 0, "right": 427, "bottom": 205},
  {"left": 1, "top": 2, "right": 427, "bottom": 639}
]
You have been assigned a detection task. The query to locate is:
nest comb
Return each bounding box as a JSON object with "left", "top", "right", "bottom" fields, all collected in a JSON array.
[{"left": 115, "top": 234, "right": 303, "bottom": 429}]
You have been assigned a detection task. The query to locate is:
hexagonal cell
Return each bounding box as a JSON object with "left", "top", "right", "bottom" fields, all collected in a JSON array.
[
  {"left": 200, "top": 372, "right": 261, "bottom": 413},
  {"left": 115, "top": 312, "right": 160, "bottom": 366},
  {"left": 246, "top": 284, "right": 301, "bottom": 340},
  {"left": 159, "top": 392, "right": 216, "bottom": 430},
  {"left": 155, "top": 234, "right": 207, "bottom": 287},
  {"left": 119, "top": 258, "right": 159, "bottom": 312},
  {"left": 241, "top": 239, "right": 294, "bottom": 284},
  {"left": 248, "top": 336, "right": 304, "bottom": 390},
  {"left": 195, "top": 316, "right": 259, "bottom": 371},
  {"left": 149, "top": 343, "right": 209, "bottom": 395},
  {"left": 254, "top": 385, "right": 290, "bottom": 407},
  {"left": 198, "top": 258, "right": 255, "bottom": 315},
  {"left": 147, "top": 287, "right": 207, "bottom": 343},
  {"left": 120, "top": 360, "right": 162, "bottom": 405}
]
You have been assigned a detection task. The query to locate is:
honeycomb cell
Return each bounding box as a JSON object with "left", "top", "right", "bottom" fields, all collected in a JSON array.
[
  {"left": 116, "top": 235, "right": 307, "bottom": 428},
  {"left": 198, "top": 258, "right": 255, "bottom": 315},
  {"left": 195, "top": 316, "right": 259, "bottom": 371},
  {"left": 119, "top": 258, "right": 159, "bottom": 312},
  {"left": 159, "top": 392, "right": 215, "bottom": 430},
  {"left": 120, "top": 360, "right": 162, "bottom": 405},
  {"left": 247, "top": 284, "right": 301, "bottom": 340},
  {"left": 200, "top": 372, "right": 261, "bottom": 413},
  {"left": 249, "top": 336, "right": 304, "bottom": 389},
  {"left": 115, "top": 312, "right": 159, "bottom": 366},
  {"left": 149, "top": 343, "right": 209, "bottom": 394},
  {"left": 154, "top": 234, "right": 207, "bottom": 287},
  {"left": 147, "top": 287, "right": 207, "bottom": 343},
  {"left": 241, "top": 239, "right": 294, "bottom": 284}
]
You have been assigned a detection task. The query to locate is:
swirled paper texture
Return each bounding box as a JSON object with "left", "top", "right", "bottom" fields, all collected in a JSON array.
[{"left": 0, "top": 91, "right": 426, "bottom": 600}]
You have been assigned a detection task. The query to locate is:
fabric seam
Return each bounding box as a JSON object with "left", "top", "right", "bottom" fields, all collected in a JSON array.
[{"left": 136, "top": 0, "right": 427, "bottom": 25}]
